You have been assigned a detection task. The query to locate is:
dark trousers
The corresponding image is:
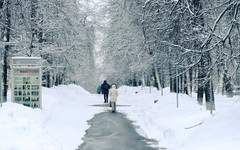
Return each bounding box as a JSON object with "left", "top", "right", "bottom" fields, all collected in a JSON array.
[{"left": 104, "top": 93, "right": 108, "bottom": 103}]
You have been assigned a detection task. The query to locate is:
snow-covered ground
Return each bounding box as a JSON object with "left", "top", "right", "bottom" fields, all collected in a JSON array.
[{"left": 0, "top": 84, "right": 239, "bottom": 150}]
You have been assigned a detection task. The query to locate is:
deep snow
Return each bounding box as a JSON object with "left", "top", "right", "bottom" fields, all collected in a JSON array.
[{"left": 0, "top": 84, "right": 239, "bottom": 150}]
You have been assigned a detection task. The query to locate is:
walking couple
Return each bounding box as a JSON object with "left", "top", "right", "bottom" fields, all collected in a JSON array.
[{"left": 101, "top": 80, "right": 118, "bottom": 112}]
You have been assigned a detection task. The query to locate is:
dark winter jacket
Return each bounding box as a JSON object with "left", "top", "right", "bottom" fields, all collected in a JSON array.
[{"left": 101, "top": 81, "right": 111, "bottom": 94}]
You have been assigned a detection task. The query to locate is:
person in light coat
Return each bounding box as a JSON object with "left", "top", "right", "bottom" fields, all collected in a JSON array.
[{"left": 109, "top": 84, "right": 118, "bottom": 112}]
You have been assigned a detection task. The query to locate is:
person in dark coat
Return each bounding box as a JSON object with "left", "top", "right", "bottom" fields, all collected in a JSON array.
[{"left": 101, "top": 80, "right": 111, "bottom": 103}]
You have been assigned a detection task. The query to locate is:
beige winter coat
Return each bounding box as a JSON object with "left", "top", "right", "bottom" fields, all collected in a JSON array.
[{"left": 109, "top": 85, "right": 118, "bottom": 102}]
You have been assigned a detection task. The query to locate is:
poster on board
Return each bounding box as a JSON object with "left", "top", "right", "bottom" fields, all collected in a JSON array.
[{"left": 11, "top": 57, "right": 42, "bottom": 109}]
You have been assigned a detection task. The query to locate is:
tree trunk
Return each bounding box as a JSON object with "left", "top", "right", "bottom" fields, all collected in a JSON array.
[
  {"left": 29, "top": 0, "right": 38, "bottom": 56},
  {"left": 205, "top": 80, "right": 215, "bottom": 110},
  {"left": 3, "top": 0, "right": 11, "bottom": 102},
  {"left": 197, "top": 58, "right": 204, "bottom": 105},
  {"left": 184, "top": 72, "right": 188, "bottom": 95},
  {"left": 141, "top": 72, "right": 146, "bottom": 87},
  {"left": 0, "top": 45, "right": 3, "bottom": 104},
  {"left": 223, "top": 66, "right": 233, "bottom": 97},
  {"left": 197, "top": 86, "right": 204, "bottom": 105},
  {"left": 46, "top": 71, "right": 50, "bottom": 88},
  {"left": 180, "top": 74, "right": 183, "bottom": 93},
  {"left": 154, "top": 64, "right": 163, "bottom": 95},
  {"left": 197, "top": 50, "right": 215, "bottom": 109},
  {"left": 160, "top": 67, "right": 165, "bottom": 88},
  {"left": 169, "top": 63, "right": 173, "bottom": 92}
]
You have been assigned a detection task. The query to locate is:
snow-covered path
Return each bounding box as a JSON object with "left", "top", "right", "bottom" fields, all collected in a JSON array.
[{"left": 77, "top": 111, "right": 160, "bottom": 150}]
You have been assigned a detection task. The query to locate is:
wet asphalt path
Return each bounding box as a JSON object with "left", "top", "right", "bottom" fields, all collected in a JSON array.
[{"left": 77, "top": 111, "right": 160, "bottom": 150}]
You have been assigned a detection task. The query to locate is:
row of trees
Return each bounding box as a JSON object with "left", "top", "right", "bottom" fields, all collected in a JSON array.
[
  {"left": 101, "top": 0, "right": 240, "bottom": 109},
  {"left": 0, "top": 0, "right": 97, "bottom": 101}
]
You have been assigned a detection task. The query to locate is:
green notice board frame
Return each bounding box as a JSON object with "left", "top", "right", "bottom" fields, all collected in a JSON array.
[{"left": 11, "top": 57, "right": 42, "bottom": 109}]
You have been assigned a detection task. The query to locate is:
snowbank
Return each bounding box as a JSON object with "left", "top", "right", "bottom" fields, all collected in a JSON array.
[
  {"left": 117, "top": 86, "right": 240, "bottom": 150},
  {"left": 0, "top": 84, "right": 104, "bottom": 150}
]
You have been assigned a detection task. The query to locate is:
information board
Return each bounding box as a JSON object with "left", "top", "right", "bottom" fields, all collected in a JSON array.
[{"left": 11, "top": 57, "right": 42, "bottom": 109}]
